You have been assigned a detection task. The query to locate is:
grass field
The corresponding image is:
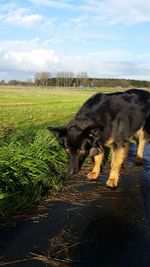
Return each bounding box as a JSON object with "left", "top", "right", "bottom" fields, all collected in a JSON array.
[{"left": 0, "top": 86, "right": 100, "bottom": 216}]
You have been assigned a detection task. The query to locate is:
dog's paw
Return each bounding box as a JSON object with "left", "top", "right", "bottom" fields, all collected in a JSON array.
[
  {"left": 106, "top": 178, "right": 118, "bottom": 188},
  {"left": 87, "top": 171, "right": 99, "bottom": 180},
  {"left": 135, "top": 156, "right": 143, "bottom": 166}
]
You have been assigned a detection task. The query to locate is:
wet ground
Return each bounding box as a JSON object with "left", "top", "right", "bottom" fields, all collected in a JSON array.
[{"left": 1, "top": 144, "right": 150, "bottom": 267}]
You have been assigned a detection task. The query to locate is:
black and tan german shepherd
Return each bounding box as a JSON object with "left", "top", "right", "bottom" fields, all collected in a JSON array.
[{"left": 48, "top": 89, "right": 150, "bottom": 187}]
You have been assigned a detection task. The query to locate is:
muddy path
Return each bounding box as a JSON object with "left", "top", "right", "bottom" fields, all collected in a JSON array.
[{"left": 1, "top": 144, "right": 150, "bottom": 267}]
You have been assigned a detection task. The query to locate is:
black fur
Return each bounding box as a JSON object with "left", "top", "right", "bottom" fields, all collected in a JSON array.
[{"left": 48, "top": 89, "right": 150, "bottom": 175}]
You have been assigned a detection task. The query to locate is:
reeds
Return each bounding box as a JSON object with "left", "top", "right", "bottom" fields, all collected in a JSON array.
[{"left": 0, "top": 129, "right": 67, "bottom": 215}]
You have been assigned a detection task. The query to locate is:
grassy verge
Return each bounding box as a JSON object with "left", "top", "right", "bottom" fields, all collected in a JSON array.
[
  {"left": 0, "top": 87, "right": 96, "bottom": 217},
  {"left": 0, "top": 129, "right": 67, "bottom": 214}
]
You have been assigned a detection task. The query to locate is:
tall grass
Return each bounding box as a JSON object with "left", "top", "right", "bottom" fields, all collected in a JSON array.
[{"left": 0, "top": 129, "right": 67, "bottom": 214}]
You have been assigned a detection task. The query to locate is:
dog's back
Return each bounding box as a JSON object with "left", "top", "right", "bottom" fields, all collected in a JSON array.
[{"left": 75, "top": 89, "right": 150, "bottom": 143}]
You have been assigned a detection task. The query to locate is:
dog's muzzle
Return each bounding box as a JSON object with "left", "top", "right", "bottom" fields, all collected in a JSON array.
[{"left": 67, "top": 154, "right": 82, "bottom": 175}]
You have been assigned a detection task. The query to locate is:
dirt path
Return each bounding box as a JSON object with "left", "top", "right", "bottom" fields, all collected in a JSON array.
[{"left": 1, "top": 145, "right": 150, "bottom": 267}]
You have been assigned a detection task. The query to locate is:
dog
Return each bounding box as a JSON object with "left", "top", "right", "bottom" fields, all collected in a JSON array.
[{"left": 48, "top": 89, "right": 150, "bottom": 187}]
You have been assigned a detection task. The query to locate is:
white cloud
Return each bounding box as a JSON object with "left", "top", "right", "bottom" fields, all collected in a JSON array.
[
  {"left": 0, "top": 7, "right": 44, "bottom": 28},
  {"left": 4, "top": 49, "right": 58, "bottom": 71},
  {"left": 30, "top": 0, "right": 150, "bottom": 25},
  {"left": 98, "top": 0, "right": 150, "bottom": 25},
  {"left": 0, "top": 39, "right": 150, "bottom": 81},
  {"left": 4, "top": 8, "right": 43, "bottom": 28},
  {"left": 58, "top": 53, "right": 150, "bottom": 81},
  {"left": 0, "top": 39, "right": 59, "bottom": 80},
  {"left": 71, "top": 0, "right": 150, "bottom": 26}
]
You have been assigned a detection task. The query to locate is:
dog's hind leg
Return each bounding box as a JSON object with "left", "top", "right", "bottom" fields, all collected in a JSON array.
[
  {"left": 106, "top": 143, "right": 128, "bottom": 187},
  {"left": 87, "top": 151, "right": 104, "bottom": 180},
  {"left": 135, "top": 128, "right": 146, "bottom": 165}
]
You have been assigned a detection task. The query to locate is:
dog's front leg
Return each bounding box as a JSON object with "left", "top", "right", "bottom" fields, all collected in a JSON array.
[
  {"left": 87, "top": 151, "right": 104, "bottom": 180},
  {"left": 106, "top": 143, "right": 128, "bottom": 187},
  {"left": 135, "top": 129, "right": 146, "bottom": 165}
]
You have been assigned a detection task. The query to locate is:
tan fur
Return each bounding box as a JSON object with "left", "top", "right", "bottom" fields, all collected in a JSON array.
[
  {"left": 105, "top": 137, "right": 114, "bottom": 148},
  {"left": 87, "top": 151, "right": 104, "bottom": 179},
  {"left": 106, "top": 143, "right": 128, "bottom": 187},
  {"left": 135, "top": 128, "right": 146, "bottom": 165}
]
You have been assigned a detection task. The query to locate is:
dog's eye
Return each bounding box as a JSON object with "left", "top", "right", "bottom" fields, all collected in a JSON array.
[
  {"left": 78, "top": 149, "right": 85, "bottom": 156},
  {"left": 65, "top": 148, "right": 71, "bottom": 154}
]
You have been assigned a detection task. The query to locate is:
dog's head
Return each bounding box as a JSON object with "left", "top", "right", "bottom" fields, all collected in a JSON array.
[{"left": 48, "top": 123, "right": 103, "bottom": 175}]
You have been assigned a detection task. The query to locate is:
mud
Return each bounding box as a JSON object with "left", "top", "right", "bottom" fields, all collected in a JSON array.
[{"left": 0, "top": 144, "right": 150, "bottom": 267}]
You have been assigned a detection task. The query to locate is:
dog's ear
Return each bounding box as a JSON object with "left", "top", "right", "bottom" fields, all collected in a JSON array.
[{"left": 48, "top": 126, "right": 67, "bottom": 140}]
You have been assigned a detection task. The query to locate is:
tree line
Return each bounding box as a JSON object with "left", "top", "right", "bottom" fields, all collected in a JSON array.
[{"left": 1, "top": 71, "right": 150, "bottom": 88}]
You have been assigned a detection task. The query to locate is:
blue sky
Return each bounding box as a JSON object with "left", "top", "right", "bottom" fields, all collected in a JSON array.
[{"left": 0, "top": 0, "right": 150, "bottom": 81}]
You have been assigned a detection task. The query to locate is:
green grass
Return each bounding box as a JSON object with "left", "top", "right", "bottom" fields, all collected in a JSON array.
[{"left": 0, "top": 87, "right": 98, "bottom": 216}]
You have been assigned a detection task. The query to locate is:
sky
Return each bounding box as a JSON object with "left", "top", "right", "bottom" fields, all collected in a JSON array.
[{"left": 0, "top": 0, "right": 150, "bottom": 81}]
